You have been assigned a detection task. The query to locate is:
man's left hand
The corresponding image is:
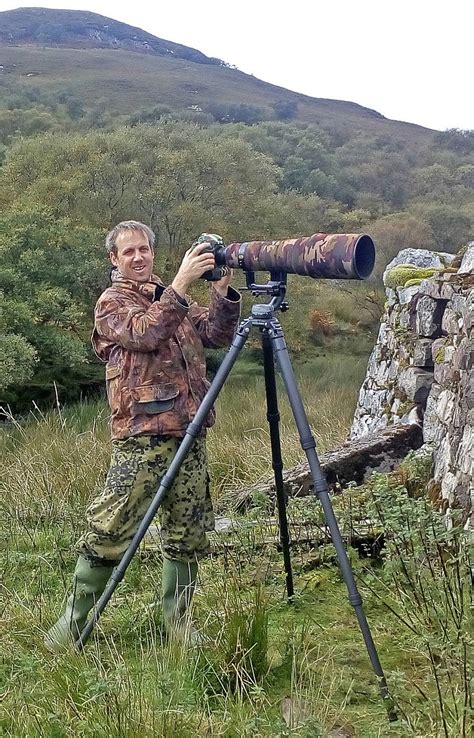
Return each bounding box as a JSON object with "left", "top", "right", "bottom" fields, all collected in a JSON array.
[{"left": 213, "top": 268, "right": 233, "bottom": 297}]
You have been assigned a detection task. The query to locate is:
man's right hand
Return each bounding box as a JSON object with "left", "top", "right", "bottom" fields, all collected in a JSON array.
[{"left": 171, "top": 242, "right": 216, "bottom": 298}]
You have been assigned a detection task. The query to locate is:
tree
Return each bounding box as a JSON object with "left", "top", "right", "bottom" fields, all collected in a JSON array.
[
  {"left": 0, "top": 208, "right": 105, "bottom": 407},
  {"left": 367, "top": 213, "right": 435, "bottom": 278},
  {"left": 272, "top": 100, "right": 298, "bottom": 121}
]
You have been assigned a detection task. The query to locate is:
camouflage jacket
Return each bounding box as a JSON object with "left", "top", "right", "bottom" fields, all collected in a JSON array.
[{"left": 92, "top": 272, "right": 241, "bottom": 440}]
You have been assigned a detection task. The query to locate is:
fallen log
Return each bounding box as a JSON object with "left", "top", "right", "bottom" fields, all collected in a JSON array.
[{"left": 218, "top": 421, "right": 423, "bottom": 512}]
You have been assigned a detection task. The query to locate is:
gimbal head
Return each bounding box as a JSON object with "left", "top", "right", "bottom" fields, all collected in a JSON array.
[{"left": 242, "top": 270, "right": 289, "bottom": 314}]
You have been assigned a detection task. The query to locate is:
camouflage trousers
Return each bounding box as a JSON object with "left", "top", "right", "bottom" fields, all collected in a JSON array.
[{"left": 76, "top": 435, "right": 214, "bottom": 565}]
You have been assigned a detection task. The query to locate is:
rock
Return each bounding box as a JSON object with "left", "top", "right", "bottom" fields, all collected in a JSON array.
[
  {"left": 400, "top": 405, "right": 423, "bottom": 425},
  {"left": 433, "top": 360, "right": 458, "bottom": 386},
  {"left": 397, "top": 284, "right": 422, "bottom": 304},
  {"left": 441, "top": 306, "right": 460, "bottom": 335},
  {"left": 398, "top": 367, "right": 434, "bottom": 403},
  {"left": 456, "top": 425, "right": 474, "bottom": 477},
  {"left": 415, "top": 296, "right": 446, "bottom": 337},
  {"left": 452, "top": 338, "right": 473, "bottom": 371},
  {"left": 385, "top": 249, "right": 447, "bottom": 271},
  {"left": 412, "top": 339, "right": 434, "bottom": 368},
  {"left": 459, "top": 243, "right": 474, "bottom": 274},
  {"left": 439, "top": 283, "right": 456, "bottom": 300},
  {"left": 214, "top": 516, "right": 237, "bottom": 533},
  {"left": 440, "top": 471, "right": 458, "bottom": 505},
  {"left": 223, "top": 424, "right": 423, "bottom": 511},
  {"left": 436, "top": 389, "right": 457, "bottom": 425},
  {"left": 423, "top": 392, "right": 444, "bottom": 444}
]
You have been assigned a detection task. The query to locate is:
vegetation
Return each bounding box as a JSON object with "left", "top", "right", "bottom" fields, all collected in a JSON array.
[
  {"left": 0, "top": 8, "right": 472, "bottom": 405},
  {"left": 0, "top": 114, "right": 471, "bottom": 406},
  {"left": 1, "top": 386, "right": 471, "bottom": 737}
]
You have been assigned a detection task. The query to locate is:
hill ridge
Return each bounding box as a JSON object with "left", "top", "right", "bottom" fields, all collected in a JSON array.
[{"left": 0, "top": 6, "right": 223, "bottom": 66}]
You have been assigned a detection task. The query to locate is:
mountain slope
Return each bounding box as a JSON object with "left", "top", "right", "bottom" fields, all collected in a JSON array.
[
  {"left": 0, "top": 6, "right": 221, "bottom": 65},
  {"left": 0, "top": 7, "right": 436, "bottom": 146}
]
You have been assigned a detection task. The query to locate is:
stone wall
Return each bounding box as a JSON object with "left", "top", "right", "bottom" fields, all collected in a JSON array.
[{"left": 351, "top": 245, "right": 473, "bottom": 526}]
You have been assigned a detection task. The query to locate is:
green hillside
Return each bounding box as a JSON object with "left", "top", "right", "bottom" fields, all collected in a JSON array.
[{"left": 0, "top": 7, "right": 434, "bottom": 144}]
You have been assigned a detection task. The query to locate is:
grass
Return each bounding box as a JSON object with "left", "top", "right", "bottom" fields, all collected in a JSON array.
[{"left": 1, "top": 359, "right": 471, "bottom": 737}]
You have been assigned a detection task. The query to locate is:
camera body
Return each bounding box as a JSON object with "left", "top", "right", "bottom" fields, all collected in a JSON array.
[{"left": 191, "top": 233, "right": 229, "bottom": 281}]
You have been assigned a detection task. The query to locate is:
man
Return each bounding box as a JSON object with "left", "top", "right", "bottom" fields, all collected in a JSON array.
[{"left": 46, "top": 220, "right": 241, "bottom": 649}]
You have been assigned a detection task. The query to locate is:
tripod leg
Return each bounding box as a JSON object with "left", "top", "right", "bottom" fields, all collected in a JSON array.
[
  {"left": 270, "top": 325, "right": 397, "bottom": 721},
  {"left": 76, "top": 318, "right": 253, "bottom": 650},
  {"left": 261, "top": 332, "right": 294, "bottom": 602}
]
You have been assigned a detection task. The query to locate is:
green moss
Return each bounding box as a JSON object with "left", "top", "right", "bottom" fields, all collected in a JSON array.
[
  {"left": 434, "top": 346, "right": 446, "bottom": 363},
  {"left": 384, "top": 265, "right": 439, "bottom": 289},
  {"left": 404, "top": 278, "right": 424, "bottom": 287},
  {"left": 396, "top": 400, "right": 414, "bottom": 417}
]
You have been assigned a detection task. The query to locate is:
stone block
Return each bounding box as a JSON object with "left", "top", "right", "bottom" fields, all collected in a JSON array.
[
  {"left": 397, "top": 284, "right": 421, "bottom": 305},
  {"left": 460, "top": 373, "right": 474, "bottom": 409},
  {"left": 389, "top": 307, "right": 401, "bottom": 327},
  {"left": 441, "top": 306, "right": 460, "bottom": 335},
  {"left": 423, "top": 392, "right": 443, "bottom": 443},
  {"left": 450, "top": 294, "right": 467, "bottom": 315},
  {"left": 398, "top": 367, "right": 434, "bottom": 403},
  {"left": 456, "top": 425, "right": 474, "bottom": 477},
  {"left": 433, "top": 361, "right": 458, "bottom": 386},
  {"left": 412, "top": 339, "right": 434, "bottom": 368},
  {"left": 433, "top": 434, "right": 455, "bottom": 479},
  {"left": 350, "top": 414, "right": 388, "bottom": 440},
  {"left": 415, "top": 296, "right": 446, "bottom": 337},
  {"left": 386, "top": 288, "right": 397, "bottom": 306},
  {"left": 399, "top": 308, "right": 412, "bottom": 329},
  {"left": 439, "top": 283, "right": 456, "bottom": 300},
  {"left": 453, "top": 338, "right": 474, "bottom": 371},
  {"left": 418, "top": 279, "right": 440, "bottom": 298},
  {"left": 385, "top": 248, "right": 446, "bottom": 273},
  {"left": 441, "top": 472, "right": 458, "bottom": 505},
  {"left": 388, "top": 360, "right": 401, "bottom": 381},
  {"left": 459, "top": 243, "right": 474, "bottom": 274},
  {"left": 435, "top": 389, "right": 457, "bottom": 425}
]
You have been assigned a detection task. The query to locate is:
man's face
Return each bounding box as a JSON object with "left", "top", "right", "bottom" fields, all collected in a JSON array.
[{"left": 110, "top": 229, "right": 154, "bottom": 283}]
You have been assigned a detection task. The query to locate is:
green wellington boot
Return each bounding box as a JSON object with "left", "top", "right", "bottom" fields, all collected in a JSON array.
[
  {"left": 44, "top": 556, "right": 114, "bottom": 651},
  {"left": 161, "top": 557, "right": 199, "bottom": 642}
]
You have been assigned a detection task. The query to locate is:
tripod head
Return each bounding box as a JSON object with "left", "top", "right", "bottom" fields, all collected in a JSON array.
[{"left": 242, "top": 270, "right": 289, "bottom": 314}]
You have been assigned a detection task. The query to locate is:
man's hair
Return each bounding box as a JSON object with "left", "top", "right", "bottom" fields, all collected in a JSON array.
[{"left": 105, "top": 221, "right": 156, "bottom": 255}]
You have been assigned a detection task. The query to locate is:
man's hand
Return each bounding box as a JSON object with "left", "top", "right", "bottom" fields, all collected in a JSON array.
[
  {"left": 171, "top": 242, "right": 216, "bottom": 298},
  {"left": 213, "top": 268, "right": 233, "bottom": 297}
]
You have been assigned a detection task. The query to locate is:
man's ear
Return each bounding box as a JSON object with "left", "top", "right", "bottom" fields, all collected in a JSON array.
[{"left": 109, "top": 250, "right": 118, "bottom": 268}]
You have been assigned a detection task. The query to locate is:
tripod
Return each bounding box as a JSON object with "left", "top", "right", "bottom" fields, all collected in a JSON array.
[{"left": 77, "top": 272, "right": 396, "bottom": 721}]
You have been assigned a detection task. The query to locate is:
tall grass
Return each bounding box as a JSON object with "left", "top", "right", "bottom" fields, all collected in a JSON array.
[
  {"left": 0, "top": 354, "right": 366, "bottom": 523},
  {"left": 2, "top": 356, "right": 471, "bottom": 737}
]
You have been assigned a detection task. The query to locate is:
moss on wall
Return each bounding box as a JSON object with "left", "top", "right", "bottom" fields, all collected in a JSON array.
[{"left": 385, "top": 265, "right": 439, "bottom": 289}]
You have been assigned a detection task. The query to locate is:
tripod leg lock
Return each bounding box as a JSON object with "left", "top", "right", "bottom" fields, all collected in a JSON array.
[
  {"left": 186, "top": 422, "right": 201, "bottom": 438},
  {"left": 348, "top": 593, "right": 363, "bottom": 607},
  {"left": 266, "top": 411, "right": 280, "bottom": 423},
  {"left": 300, "top": 435, "right": 316, "bottom": 450}
]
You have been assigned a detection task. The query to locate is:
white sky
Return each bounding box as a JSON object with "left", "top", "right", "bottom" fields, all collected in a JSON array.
[{"left": 1, "top": 0, "right": 472, "bottom": 131}]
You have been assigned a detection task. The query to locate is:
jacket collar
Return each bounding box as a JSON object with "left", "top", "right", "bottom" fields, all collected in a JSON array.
[{"left": 110, "top": 268, "right": 165, "bottom": 301}]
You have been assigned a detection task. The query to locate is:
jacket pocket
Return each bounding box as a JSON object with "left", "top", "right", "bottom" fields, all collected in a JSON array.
[
  {"left": 106, "top": 365, "right": 121, "bottom": 380},
  {"left": 131, "top": 383, "right": 179, "bottom": 415},
  {"left": 105, "top": 364, "right": 122, "bottom": 410}
]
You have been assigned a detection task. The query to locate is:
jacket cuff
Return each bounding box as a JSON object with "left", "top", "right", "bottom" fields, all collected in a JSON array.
[
  {"left": 213, "top": 286, "right": 241, "bottom": 303},
  {"left": 163, "top": 285, "right": 189, "bottom": 311}
]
